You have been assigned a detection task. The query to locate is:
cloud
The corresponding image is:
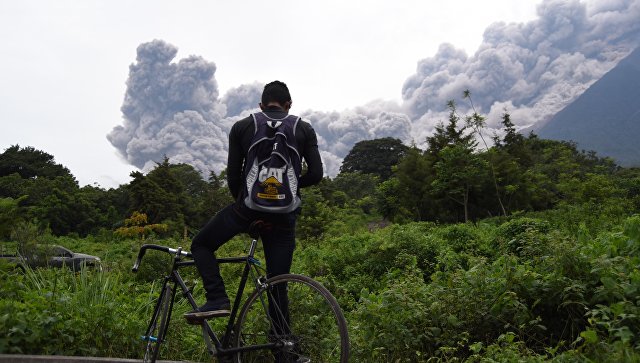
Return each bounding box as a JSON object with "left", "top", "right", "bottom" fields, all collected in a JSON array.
[
  {"left": 402, "top": 0, "right": 640, "bottom": 132},
  {"left": 221, "top": 82, "right": 263, "bottom": 117},
  {"left": 109, "top": 0, "right": 640, "bottom": 180},
  {"left": 300, "top": 100, "right": 413, "bottom": 175},
  {"left": 108, "top": 39, "right": 261, "bottom": 177}
]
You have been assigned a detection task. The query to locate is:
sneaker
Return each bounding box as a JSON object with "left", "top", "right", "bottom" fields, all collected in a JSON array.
[{"left": 184, "top": 299, "right": 231, "bottom": 322}]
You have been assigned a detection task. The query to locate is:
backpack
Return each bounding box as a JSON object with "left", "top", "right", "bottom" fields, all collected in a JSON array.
[{"left": 243, "top": 112, "right": 302, "bottom": 213}]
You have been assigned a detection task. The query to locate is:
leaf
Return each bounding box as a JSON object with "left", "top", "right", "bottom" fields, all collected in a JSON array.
[
  {"left": 612, "top": 326, "right": 634, "bottom": 344},
  {"left": 469, "top": 341, "right": 483, "bottom": 354},
  {"left": 580, "top": 330, "right": 599, "bottom": 344}
]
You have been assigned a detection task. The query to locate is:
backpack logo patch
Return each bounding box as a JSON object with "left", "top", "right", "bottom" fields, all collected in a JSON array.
[{"left": 257, "top": 168, "right": 286, "bottom": 200}]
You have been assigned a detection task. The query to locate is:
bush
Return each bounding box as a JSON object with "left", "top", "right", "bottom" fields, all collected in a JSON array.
[
  {"left": 349, "top": 262, "right": 436, "bottom": 361},
  {"left": 3, "top": 213, "right": 640, "bottom": 362},
  {"left": 0, "top": 267, "right": 147, "bottom": 357},
  {"left": 438, "top": 223, "right": 484, "bottom": 255},
  {"left": 495, "top": 217, "right": 551, "bottom": 258}
]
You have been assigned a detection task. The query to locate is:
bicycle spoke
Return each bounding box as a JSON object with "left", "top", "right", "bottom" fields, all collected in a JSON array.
[
  {"left": 234, "top": 274, "right": 349, "bottom": 363},
  {"left": 143, "top": 285, "right": 172, "bottom": 363}
]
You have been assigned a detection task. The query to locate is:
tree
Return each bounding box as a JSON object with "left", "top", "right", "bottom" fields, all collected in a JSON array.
[
  {"left": 340, "top": 138, "right": 409, "bottom": 181},
  {"left": 0, "top": 196, "right": 26, "bottom": 239},
  {"left": 165, "top": 162, "right": 210, "bottom": 228},
  {"left": 485, "top": 111, "right": 531, "bottom": 214},
  {"left": 78, "top": 184, "right": 127, "bottom": 232},
  {"left": 426, "top": 101, "right": 475, "bottom": 158},
  {"left": 199, "top": 169, "right": 234, "bottom": 225},
  {"left": 332, "top": 172, "right": 380, "bottom": 202},
  {"left": 0, "top": 145, "right": 126, "bottom": 236},
  {"left": 431, "top": 145, "right": 488, "bottom": 222},
  {"left": 460, "top": 91, "right": 507, "bottom": 216},
  {"left": 394, "top": 146, "right": 435, "bottom": 221},
  {"left": 297, "top": 185, "right": 332, "bottom": 240},
  {"left": 394, "top": 99, "right": 495, "bottom": 222},
  {"left": 375, "top": 177, "right": 413, "bottom": 223},
  {"left": 128, "top": 175, "right": 177, "bottom": 223},
  {"left": 0, "top": 145, "right": 72, "bottom": 179},
  {"left": 23, "top": 174, "right": 97, "bottom": 236},
  {"left": 114, "top": 211, "right": 168, "bottom": 239},
  {"left": 0, "top": 172, "right": 25, "bottom": 199},
  {"left": 493, "top": 111, "right": 525, "bottom": 154},
  {"left": 126, "top": 157, "right": 234, "bottom": 236}
]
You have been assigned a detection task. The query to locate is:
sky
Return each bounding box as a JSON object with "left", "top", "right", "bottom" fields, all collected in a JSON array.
[{"left": 1, "top": 0, "right": 638, "bottom": 188}]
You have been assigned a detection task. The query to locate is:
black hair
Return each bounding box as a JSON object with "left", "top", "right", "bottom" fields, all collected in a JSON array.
[{"left": 261, "top": 80, "right": 292, "bottom": 106}]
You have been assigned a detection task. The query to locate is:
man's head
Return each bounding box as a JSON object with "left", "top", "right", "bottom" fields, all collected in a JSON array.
[{"left": 260, "top": 80, "right": 292, "bottom": 111}]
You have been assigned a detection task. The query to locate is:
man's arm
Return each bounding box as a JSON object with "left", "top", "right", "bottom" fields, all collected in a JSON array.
[
  {"left": 226, "top": 123, "right": 245, "bottom": 200},
  {"left": 298, "top": 123, "right": 323, "bottom": 188}
]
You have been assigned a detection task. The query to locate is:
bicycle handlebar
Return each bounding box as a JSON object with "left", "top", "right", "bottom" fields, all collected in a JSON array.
[{"left": 131, "top": 244, "right": 192, "bottom": 272}]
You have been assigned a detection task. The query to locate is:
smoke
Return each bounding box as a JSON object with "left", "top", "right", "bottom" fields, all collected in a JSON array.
[
  {"left": 108, "top": 39, "right": 412, "bottom": 178},
  {"left": 109, "top": 0, "right": 640, "bottom": 179},
  {"left": 403, "top": 0, "right": 640, "bottom": 138},
  {"left": 107, "top": 39, "right": 261, "bottom": 176},
  {"left": 301, "top": 101, "right": 413, "bottom": 175},
  {"left": 221, "top": 82, "right": 263, "bottom": 118}
]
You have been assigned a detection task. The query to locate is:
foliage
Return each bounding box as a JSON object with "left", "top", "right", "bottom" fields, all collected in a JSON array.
[
  {"left": 0, "top": 267, "right": 147, "bottom": 356},
  {"left": 0, "top": 144, "right": 72, "bottom": 180},
  {"left": 3, "top": 94, "right": 640, "bottom": 361},
  {"left": 375, "top": 177, "right": 414, "bottom": 223},
  {"left": 339, "top": 137, "right": 409, "bottom": 181},
  {"left": 114, "top": 211, "right": 168, "bottom": 240},
  {"left": 10, "top": 221, "right": 44, "bottom": 258},
  {"left": 293, "top": 212, "right": 640, "bottom": 362},
  {"left": 1, "top": 210, "right": 640, "bottom": 362},
  {"left": 0, "top": 196, "right": 26, "bottom": 239},
  {"left": 391, "top": 104, "right": 626, "bottom": 224},
  {"left": 432, "top": 144, "right": 488, "bottom": 222}
]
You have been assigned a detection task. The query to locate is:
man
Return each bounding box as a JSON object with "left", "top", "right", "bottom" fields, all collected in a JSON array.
[{"left": 185, "top": 80, "right": 323, "bottom": 320}]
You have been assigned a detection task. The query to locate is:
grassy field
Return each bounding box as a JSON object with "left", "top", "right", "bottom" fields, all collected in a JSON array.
[{"left": 1, "top": 209, "right": 640, "bottom": 362}]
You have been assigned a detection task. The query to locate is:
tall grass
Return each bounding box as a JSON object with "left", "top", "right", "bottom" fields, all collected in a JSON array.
[{"left": 2, "top": 214, "right": 640, "bottom": 361}]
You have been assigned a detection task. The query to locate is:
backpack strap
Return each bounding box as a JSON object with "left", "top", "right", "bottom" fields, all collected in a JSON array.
[{"left": 250, "top": 112, "right": 301, "bottom": 160}]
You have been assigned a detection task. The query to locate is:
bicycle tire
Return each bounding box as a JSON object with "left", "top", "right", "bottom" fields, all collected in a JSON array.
[
  {"left": 233, "top": 274, "right": 349, "bottom": 362},
  {"left": 144, "top": 284, "right": 173, "bottom": 363}
]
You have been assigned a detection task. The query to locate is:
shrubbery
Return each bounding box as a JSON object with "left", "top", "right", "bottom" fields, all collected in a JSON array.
[
  {"left": 2, "top": 212, "right": 640, "bottom": 362},
  {"left": 2, "top": 143, "right": 640, "bottom": 361}
]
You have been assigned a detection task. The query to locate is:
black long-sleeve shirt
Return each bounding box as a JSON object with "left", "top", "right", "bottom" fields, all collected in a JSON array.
[{"left": 227, "top": 106, "right": 323, "bottom": 200}]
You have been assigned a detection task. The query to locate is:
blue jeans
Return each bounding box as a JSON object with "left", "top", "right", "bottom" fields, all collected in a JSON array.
[{"left": 191, "top": 202, "right": 297, "bottom": 302}]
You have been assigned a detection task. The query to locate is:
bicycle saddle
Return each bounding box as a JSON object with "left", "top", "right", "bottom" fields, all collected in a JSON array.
[{"left": 248, "top": 220, "right": 271, "bottom": 239}]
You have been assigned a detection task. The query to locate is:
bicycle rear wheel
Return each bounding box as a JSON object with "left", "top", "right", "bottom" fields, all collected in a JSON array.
[
  {"left": 144, "top": 284, "right": 173, "bottom": 363},
  {"left": 234, "top": 274, "right": 349, "bottom": 362}
]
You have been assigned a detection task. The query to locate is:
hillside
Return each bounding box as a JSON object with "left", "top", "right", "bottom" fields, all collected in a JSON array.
[{"left": 537, "top": 47, "right": 640, "bottom": 166}]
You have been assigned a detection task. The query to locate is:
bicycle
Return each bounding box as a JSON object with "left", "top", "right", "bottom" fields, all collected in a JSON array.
[{"left": 132, "top": 220, "right": 350, "bottom": 362}]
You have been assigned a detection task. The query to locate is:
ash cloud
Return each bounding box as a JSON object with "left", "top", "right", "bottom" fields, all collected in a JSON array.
[
  {"left": 301, "top": 101, "right": 413, "bottom": 175},
  {"left": 109, "top": 0, "right": 640, "bottom": 179},
  {"left": 221, "top": 82, "right": 263, "bottom": 117},
  {"left": 107, "top": 40, "right": 261, "bottom": 176},
  {"left": 108, "top": 39, "right": 412, "bottom": 178},
  {"left": 403, "top": 0, "right": 640, "bottom": 137}
]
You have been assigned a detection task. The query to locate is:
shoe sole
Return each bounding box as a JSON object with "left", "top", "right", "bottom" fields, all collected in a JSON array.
[{"left": 184, "top": 309, "right": 231, "bottom": 322}]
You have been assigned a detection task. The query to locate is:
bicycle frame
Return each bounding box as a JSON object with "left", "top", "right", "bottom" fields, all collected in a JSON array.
[{"left": 134, "top": 238, "right": 279, "bottom": 358}]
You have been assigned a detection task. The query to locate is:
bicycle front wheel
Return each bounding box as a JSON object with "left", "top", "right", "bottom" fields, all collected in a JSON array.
[
  {"left": 144, "top": 284, "right": 173, "bottom": 363},
  {"left": 234, "top": 274, "right": 349, "bottom": 362}
]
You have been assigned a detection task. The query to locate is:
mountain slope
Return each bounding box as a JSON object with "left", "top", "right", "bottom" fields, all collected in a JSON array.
[{"left": 537, "top": 47, "right": 640, "bottom": 167}]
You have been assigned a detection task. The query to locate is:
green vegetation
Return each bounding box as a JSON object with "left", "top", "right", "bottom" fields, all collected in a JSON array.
[{"left": 1, "top": 94, "right": 639, "bottom": 361}]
